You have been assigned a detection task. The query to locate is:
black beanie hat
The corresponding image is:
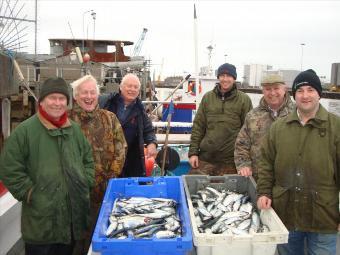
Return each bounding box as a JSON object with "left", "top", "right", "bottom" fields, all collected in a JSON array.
[
  {"left": 217, "top": 63, "right": 237, "bottom": 80},
  {"left": 292, "top": 69, "right": 322, "bottom": 98},
  {"left": 39, "top": 77, "right": 70, "bottom": 103}
]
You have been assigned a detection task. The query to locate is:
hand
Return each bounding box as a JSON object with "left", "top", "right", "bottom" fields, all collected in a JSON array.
[
  {"left": 257, "top": 195, "right": 272, "bottom": 209},
  {"left": 146, "top": 143, "right": 157, "bottom": 158},
  {"left": 238, "top": 167, "right": 253, "bottom": 177},
  {"left": 189, "top": 155, "right": 199, "bottom": 168}
]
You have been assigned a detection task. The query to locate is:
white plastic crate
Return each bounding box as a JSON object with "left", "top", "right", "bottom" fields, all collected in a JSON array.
[{"left": 183, "top": 175, "right": 288, "bottom": 255}]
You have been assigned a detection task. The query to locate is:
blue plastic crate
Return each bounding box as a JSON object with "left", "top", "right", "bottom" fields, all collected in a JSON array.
[{"left": 92, "top": 177, "right": 193, "bottom": 255}]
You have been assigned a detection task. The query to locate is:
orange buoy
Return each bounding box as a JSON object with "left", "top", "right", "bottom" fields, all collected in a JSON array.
[
  {"left": 83, "top": 53, "right": 91, "bottom": 63},
  {"left": 145, "top": 156, "right": 155, "bottom": 176}
]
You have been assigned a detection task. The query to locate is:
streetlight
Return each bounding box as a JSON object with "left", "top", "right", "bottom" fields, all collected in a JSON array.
[
  {"left": 91, "top": 11, "right": 96, "bottom": 40},
  {"left": 82, "top": 9, "right": 94, "bottom": 53},
  {"left": 207, "top": 45, "right": 213, "bottom": 75},
  {"left": 300, "top": 43, "right": 305, "bottom": 71},
  {"left": 224, "top": 54, "right": 228, "bottom": 63}
]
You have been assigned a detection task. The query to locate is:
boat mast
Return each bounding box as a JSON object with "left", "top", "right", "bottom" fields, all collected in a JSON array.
[{"left": 194, "top": 3, "right": 200, "bottom": 111}]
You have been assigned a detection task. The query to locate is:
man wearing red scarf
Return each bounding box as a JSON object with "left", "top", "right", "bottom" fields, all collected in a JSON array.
[{"left": 0, "top": 77, "right": 94, "bottom": 255}]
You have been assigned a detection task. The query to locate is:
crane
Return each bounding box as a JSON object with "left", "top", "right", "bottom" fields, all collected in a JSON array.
[{"left": 132, "top": 28, "right": 148, "bottom": 57}]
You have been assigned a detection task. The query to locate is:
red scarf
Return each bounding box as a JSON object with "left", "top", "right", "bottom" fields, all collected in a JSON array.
[{"left": 39, "top": 105, "right": 68, "bottom": 128}]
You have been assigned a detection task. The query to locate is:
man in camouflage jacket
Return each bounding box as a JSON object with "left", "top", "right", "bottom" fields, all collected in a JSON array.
[
  {"left": 234, "top": 74, "right": 295, "bottom": 181},
  {"left": 69, "top": 75, "right": 127, "bottom": 254},
  {"left": 189, "top": 63, "right": 252, "bottom": 175}
]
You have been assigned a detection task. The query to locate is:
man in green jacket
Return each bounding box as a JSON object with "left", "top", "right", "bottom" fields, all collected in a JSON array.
[
  {"left": 0, "top": 77, "right": 94, "bottom": 255},
  {"left": 257, "top": 69, "right": 340, "bottom": 255},
  {"left": 234, "top": 74, "right": 295, "bottom": 181},
  {"left": 189, "top": 63, "right": 252, "bottom": 175}
]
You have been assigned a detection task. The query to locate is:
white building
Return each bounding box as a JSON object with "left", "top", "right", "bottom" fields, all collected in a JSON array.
[
  {"left": 243, "top": 64, "right": 272, "bottom": 87},
  {"left": 263, "top": 69, "right": 300, "bottom": 88},
  {"left": 243, "top": 64, "right": 300, "bottom": 88}
]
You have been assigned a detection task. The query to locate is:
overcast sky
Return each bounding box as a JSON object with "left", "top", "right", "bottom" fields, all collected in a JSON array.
[{"left": 14, "top": 0, "right": 340, "bottom": 80}]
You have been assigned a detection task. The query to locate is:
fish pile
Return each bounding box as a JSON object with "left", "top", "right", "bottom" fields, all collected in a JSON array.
[
  {"left": 105, "top": 196, "right": 182, "bottom": 239},
  {"left": 190, "top": 186, "right": 269, "bottom": 235}
]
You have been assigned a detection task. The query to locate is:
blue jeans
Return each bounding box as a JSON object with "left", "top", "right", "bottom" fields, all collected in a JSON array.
[{"left": 277, "top": 231, "right": 337, "bottom": 255}]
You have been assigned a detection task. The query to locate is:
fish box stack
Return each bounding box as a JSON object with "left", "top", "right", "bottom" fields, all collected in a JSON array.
[
  {"left": 92, "top": 176, "right": 193, "bottom": 255},
  {"left": 183, "top": 175, "right": 288, "bottom": 255}
]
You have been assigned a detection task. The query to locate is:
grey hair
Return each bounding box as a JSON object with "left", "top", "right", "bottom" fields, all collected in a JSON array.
[
  {"left": 120, "top": 73, "right": 141, "bottom": 88},
  {"left": 71, "top": 75, "right": 99, "bottom": 98}
]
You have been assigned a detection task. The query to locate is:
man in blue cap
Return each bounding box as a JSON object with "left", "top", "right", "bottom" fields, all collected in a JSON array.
[{"left": 189, "top": 63, "right": 253, "bottom": 175}]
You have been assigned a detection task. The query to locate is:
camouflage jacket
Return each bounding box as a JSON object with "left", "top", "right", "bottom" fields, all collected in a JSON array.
[
  {"left": 69, "top": 103, "right": 127, "bottom": 204},
  {"left": 234, "top": 93, "right": 295, "bottom": 180}
]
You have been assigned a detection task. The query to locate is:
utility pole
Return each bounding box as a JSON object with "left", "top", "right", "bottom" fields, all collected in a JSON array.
[
  {"left": 82, "top": 9, "right": 94, "bottom": 53},
  {"left": 34, "top": 0, "right": 37, "bottom": 59}
]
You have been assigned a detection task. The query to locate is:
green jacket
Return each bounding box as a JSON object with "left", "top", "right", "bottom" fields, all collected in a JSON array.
[
  {"left": 234, "top": 93, "right": 295, "bottom": 180},
  {"left": 189, "top": 84, "right": 252, "bottom": 166},
  {"left": 257, "top": 105, "right": 340, "bottom": 233},
  {"left": 0, "top": 113, "right": 95, "bottom": 244}
]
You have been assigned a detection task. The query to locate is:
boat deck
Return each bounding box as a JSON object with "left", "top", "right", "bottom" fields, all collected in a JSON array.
[{"left": 156, "top": 133, "right": 191, "bottom": 144}]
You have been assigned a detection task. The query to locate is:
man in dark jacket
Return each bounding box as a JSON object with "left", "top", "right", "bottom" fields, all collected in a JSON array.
[
  {"left": 188, "top": 63, "right": 253, "bottom": 175},
  {"left": 257, "top": 69, "right": 340, "bottom": 255},
  {"left": 0, "top": 78, "right": 94, "bottom": 255},
  {"left": 100, "top": 73, "right": 157, "bottom": 177}
]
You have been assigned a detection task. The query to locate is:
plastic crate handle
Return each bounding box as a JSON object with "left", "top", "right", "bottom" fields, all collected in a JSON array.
[{"left": 135, "top": 177, "right": 164, "bottom": 186}]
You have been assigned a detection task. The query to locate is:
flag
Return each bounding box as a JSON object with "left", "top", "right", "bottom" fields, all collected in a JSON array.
[
  {"left": 168, "top": 100, "right": 175, "bottom": 115},
  {"left": 163, "top": 100, "right": 175, "bottom": 120}
]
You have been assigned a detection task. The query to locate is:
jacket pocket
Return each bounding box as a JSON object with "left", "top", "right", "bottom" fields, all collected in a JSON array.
[
  {"left": 201, "top": 115, "right": 234, "bottom": 152},
  {"left": 272, "top": 185, "right": 290, "bottom": 222},
  {"left": 22, "top": 185, "right": 57, "bottom": 242},
  {"left": 312, "top": 189, "right": 339, "bottom": 231},
  {"left": 27, "top": 184, "right": 55, "bottom": 216},
  {"left": 21, "top": 212, "right": 55, "bottom": 242}
]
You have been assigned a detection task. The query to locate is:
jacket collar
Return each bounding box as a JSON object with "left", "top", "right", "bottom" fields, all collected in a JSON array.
[
  {"left": 37, "top": 111, "right": 72, "bottom": 130},
  {"left": 214, "top": 83, "right": 237, "bottom": 100},
  {"left": 109, "top": 92, "right": 144, "bottom": 111},
  {"left": 71, "top": 101, "right": 99, "bottom": 121},
  {"left": 286, "top": 103, "right": 328, "bottom": 127},
  {"left": 259, "top": 92, "right": 294, "bottom": 114}
]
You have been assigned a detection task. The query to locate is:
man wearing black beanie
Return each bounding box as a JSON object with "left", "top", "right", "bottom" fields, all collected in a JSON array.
[
  {"left": 291, "top": 69, "right": 322, "bottom": 99},
  {"left": 189, "top": 63, "right": 252, "bottom": 175},
  {"left": 257, "top": 69, "right": 340, "bottom": 255},
  {"left": 0, "top": 77, "right": 95, "bottom": 255}
]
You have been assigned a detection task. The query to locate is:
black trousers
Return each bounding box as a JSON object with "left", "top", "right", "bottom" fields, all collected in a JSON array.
[{"left": 25, "top": 242, "right": 74, "bottom": 255}]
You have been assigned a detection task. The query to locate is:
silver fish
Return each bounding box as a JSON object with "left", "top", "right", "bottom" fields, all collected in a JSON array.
[
  {"left": 250, "top": 211, "right": 260, "bottom": 233},
  {"left": 237, "top": 219, "right": 251, "bottom": 230},
  {"left": 155, "top": 230, "right": 177, "bottom": 239}
]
